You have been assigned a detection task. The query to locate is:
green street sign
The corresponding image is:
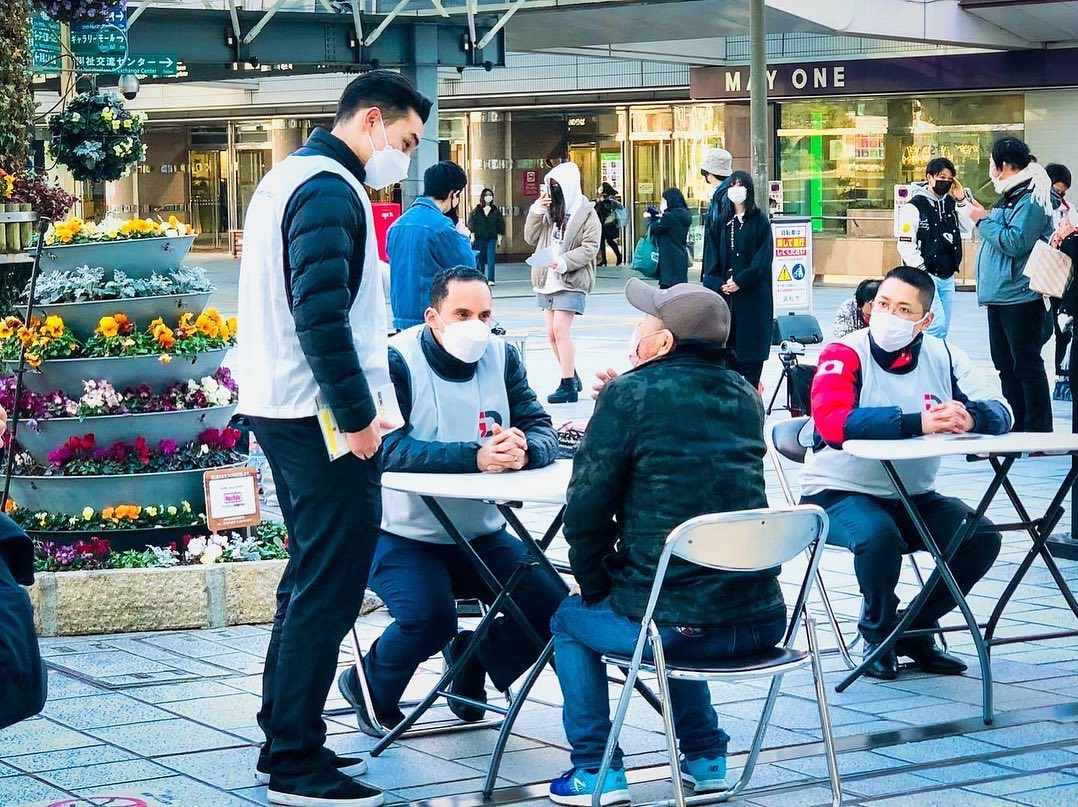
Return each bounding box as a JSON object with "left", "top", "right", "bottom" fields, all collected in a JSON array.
[
  {"left": 78, "top": 53, "right": 181, "bottom": 78},
  {"left": 30, "top": 11, "right": 60, "bottom": 73},
  {"left": 71, "top": 24, "right": 128, "bottom": 55}
]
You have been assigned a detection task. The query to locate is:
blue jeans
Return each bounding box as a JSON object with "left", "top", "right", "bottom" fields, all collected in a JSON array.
[
  {"left": 802, "top": 490, "right": 1001, "bottom": 644},
  {"left": 475, "top": 237, "right": 498, "bottom": 282},
  {"left": 551, "top": 596, "right": 786, "bottom": 770},
  {"left": 926, "top": 274, "right": 955, "bottom": 339},
  {"left": 365, "top": 529, "right": 565, "bottom": 716}
]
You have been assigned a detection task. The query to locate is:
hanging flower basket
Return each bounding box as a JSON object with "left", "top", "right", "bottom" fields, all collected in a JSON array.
[
  {"left": 48, "top": 93, "right": 147, "bottom": 183},
  {"left": 32, "top": 0, "right": 115, "bottom": 27}
]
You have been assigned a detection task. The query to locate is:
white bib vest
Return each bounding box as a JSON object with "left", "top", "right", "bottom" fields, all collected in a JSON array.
[
  {"left": 801, "top": 331, "right": 956, "bottom": 499},
  {"left": 382, "top": 326, "right": 510, "bottom": 543},
  {"left": 234, "top": 154, "right": 390, "bottom": 420}
]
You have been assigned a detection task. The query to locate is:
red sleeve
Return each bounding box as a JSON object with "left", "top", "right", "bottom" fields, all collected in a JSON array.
[{"left": 811, "top": 343, "right": 861, "bottom": 448}]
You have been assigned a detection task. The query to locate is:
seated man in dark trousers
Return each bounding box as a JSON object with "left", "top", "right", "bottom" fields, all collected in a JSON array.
[
  {"left": 338, "top": 267, "right": 564, "bottom": 733},
  {"left": 800, "top": 266, "right": 1012, "bottom": 680}
]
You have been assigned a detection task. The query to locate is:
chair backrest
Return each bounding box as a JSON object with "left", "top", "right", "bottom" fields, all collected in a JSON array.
[
  {"left": 636, "top": 505, "right": 830, "bottom": 648},
  {"left": 666, "top": 506, "right": 827, "bottom": 572},
  {"left": 765, "top": 417, "right": 811, "bottom": 506}
]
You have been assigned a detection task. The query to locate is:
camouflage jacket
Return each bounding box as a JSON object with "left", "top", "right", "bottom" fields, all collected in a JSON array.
[{"left": 564, "top": 342, "right": 786, "bottom": 628}]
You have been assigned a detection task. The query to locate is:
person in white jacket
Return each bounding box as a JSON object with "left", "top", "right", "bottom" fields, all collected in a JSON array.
[{"left": 897, "top": 157, "right": 974, "bottom": 339}]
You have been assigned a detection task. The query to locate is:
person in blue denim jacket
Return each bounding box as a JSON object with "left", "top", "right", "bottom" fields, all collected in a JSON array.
[{"left": 388, "top": 161, "right": 476, "bottom": 330}]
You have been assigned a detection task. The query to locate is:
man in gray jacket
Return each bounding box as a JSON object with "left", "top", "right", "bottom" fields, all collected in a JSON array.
[{"left": 970, "top": 137, "right": 1055, "bottom": 432}]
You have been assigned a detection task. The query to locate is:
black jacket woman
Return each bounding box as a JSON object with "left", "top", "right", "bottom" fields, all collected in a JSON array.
[
  {"left": 647, "top": 187, "right": 692, "bottom": 289},
  {"left": 594, "top": 182, "right": 624, "bottom": 266},
  {"left": 468, "top": 188, "right": 506, "bottom": 283},
  {"left": 703, "top": 170, "right": 774, "bottom": 388}
]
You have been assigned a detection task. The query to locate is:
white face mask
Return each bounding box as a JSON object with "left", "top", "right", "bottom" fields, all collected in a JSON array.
[
  {"left": 727, "top": 186, "right": 748, "bottom": 206},
  {"left": 437, "top": 316, "right": 491, "bottom": 364},
  {"left": 869, "top": 309, "right": 925, "bottom": 353},
  {"left": 364, "top": 117, "right": 411, "bottom": 191}
]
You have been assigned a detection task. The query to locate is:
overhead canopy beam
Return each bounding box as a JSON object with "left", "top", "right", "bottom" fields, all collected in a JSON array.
[
  {"left": 242, "top": 0, "right": 289, "bottom": 44},
  {"left": 476, "top": 0, "right": 528, "bottom": 49},
  {"left": 364, "top": 0, "right": 412, "bottom": 47},
  {"left": 110, "top": 6, "right": 504, "bottom": 81}
]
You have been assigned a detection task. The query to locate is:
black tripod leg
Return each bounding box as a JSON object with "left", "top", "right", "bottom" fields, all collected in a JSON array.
[{"left": 767, "top": 365, "right": 789, "bottom": 416}]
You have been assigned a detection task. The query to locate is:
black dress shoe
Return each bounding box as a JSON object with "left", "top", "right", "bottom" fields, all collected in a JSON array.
[
  {"left": 895, "top": 636, "right": 968, "bottom": 675},
  {"left": 445, "top": 630, "right": 488, "bottom": 722},
  {"left": 861, "top": 642, "right": 898, "bottom": 680}
]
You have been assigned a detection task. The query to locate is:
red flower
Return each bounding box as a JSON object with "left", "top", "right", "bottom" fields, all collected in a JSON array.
[
  {"left": 134, "top": 436, "right": 150, "bottom": 465},
  {"left": 198, "top": 428, "right": 221, "bottom": 447},
  {"left": 220, "top": 427, "right": 241, "bottom": 449},
  {"left": 91, "top": 537, "right": 110, "bottom": 557},
  {"left": 168, "top": 541, "right": 178, "bottom": 552},
  {"left": 79, "top": 433, "right": 96, "bottom": 452}
]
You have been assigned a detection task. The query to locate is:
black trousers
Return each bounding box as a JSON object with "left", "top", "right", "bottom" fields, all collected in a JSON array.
[
  {"left": 804, "top": 490, "right": 1002, "bottom": 644},
  {"left": 987, "top": 300, "right": 1053, "bottom": 432},
  {"left": 251, "top": 416, "right": 383, "bottom": 779},
  {"left": 599, "top": 228, "right": 622, "bottom": 265}
]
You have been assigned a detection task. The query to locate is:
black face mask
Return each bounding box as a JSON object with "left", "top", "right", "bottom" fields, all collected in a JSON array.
[{"left": 934, "top": 179, "right": 953, "bottom": 196}]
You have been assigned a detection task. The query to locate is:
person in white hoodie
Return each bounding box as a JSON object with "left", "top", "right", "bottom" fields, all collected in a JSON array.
[
  {"left": 896, "top": 157, "right": 974, "bottom": 339},
  {"left": 525, "top": 161, "right": 602, "bottom": 404}
]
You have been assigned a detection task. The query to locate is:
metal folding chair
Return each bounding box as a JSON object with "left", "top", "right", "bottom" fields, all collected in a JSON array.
[
  {"left": 594, "top": 506, "right": 841, "bottom": 807},
  {"left": 766, "top": 417, "right": 940, "bottom": 669}
]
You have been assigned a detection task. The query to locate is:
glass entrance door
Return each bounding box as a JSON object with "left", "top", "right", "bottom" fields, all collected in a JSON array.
[{"left": 189, "top": 149, "right": 227, "bottom": 249}]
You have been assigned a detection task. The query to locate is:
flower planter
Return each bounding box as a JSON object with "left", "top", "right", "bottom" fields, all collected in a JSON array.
[
  {"left": 6, "top": 348, "right": 230, "bottom": 396},
  {"left": 36, "top": 234, "right": 196, "bottom": 277},
  {"left": 16, "top": 404, "right": 237, "bottom": 464},
  {"left": 9, "top": 462, "right": 247, "bottom": 513},
  {"left": 33, "top": 291, "right": 213, "bottom": 339},
  {"left": 25, "top": 561, "right": 386, "bottom": 637}
]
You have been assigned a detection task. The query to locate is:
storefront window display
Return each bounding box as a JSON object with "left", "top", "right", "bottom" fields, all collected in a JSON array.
[{"left": 777, "top": 94, "right": 1024, "bottom": 233}]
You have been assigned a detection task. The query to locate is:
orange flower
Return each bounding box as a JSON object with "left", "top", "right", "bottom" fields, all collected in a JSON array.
[
  {"left": 16, "top": 326, "right": 33, "bottom": 346},
  {"left": 96, "top": 316, "right": 119, "bottom": 338},
  {"left": 226, "top": 316, "right": 238, "bottom": 338},
  {"left": 101, "top": 507, "right": 115, "bottom": 520},
  {"left": 25, "top": 353, "right": 41, "bottom": 368},
  {"left": 194, "top": 312, "right": 218, "bottom": 338},
  {"left": 3, "top": 498, "right": 16, "bottom": 514},
  {"left": 41, "top": 316, "right": 65, "bottom": 338},
  {"left": 0, "top": 317, "right": 19, "bottom": 340},
  {"left": 114, "top": 313, "right": 133, "bottom": 335},
  {"left": 177, "top": 312, "right": 195, "bottom": 338}
]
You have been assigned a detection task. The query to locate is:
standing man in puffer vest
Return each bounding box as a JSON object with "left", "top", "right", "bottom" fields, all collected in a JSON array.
[
  {"left": 337, "top": 267, "right": 564, "bottom": 737},
  {"left": 897, "top": 157, "right": 974, "bottom": 339},
  {"left": 235, "top": 71, "right": 431, "bottom": 807}
]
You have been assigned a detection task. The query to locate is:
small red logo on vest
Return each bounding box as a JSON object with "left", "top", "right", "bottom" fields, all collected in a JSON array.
[
  {"left": 478, "top": 411, "right": 503, "bottom": 438},
  {"left": 924, "top": 393, "right": 942, "bottom": 410}
]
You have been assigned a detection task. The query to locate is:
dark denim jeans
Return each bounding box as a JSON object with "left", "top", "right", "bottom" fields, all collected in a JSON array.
[
  {"left": 475, "top": 237, "right": 498, "bottom": 282},
  {"left": 802, "top": 490, "right": 1002, "bottom": 644},
  {"left": 551, "top": 595, "right": 786, "bottom": 770},
  {"left": 364, "top": 529, "right": 565, "bottom": 716}
]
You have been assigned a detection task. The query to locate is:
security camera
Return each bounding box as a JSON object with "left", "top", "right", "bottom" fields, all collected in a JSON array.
[{"left": 117, "top": 74, "right": 139, "bottom": 100}]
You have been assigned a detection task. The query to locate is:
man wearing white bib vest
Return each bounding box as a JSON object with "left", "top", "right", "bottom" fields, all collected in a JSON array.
[
  {"left": 337, "top": 267, "right": 564, "bottom": 735},
  {"left": 800, "top": 266, "right": 1012, "bottom": 683},
  {"left": 235, "top": 71, "right": 431, "bottom": 807}
]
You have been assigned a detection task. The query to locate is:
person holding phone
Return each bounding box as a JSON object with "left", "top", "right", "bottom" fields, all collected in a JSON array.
[
  {"left": 526, "top": 162, "right": 601, "bottom": 404},
  {"left": 897, "top": 157, "right": 975, "bottom": 339}
]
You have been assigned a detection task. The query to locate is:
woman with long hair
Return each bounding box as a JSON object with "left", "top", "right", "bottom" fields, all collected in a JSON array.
[
  {"left": 526, "top": 162, "right": 601, "bottom": 404},
  {"left": 647, "top": 187, "right": 692, "bottom": 289},
  {"left": 703, "top": 170, "right": 774, "bottom": 388},
  {"left": 468, "top": 187, "right": 505, "bottom": 284}
]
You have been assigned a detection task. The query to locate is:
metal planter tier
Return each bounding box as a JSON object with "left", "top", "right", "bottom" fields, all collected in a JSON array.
[
  {"left": 34, "top": 291, "right": 213, "bottom": 340},
  {"left": 9, "top": 462, "right": 247, "bottom": 514},
  {"left": 36, "top": 235, "right": 196, "bottom": 278},
  {"left": 7, "top": 348, "right": 230, "bottom": 397},
  {"left": 15, "top": 404, "right": 237, "bottom": 464}
]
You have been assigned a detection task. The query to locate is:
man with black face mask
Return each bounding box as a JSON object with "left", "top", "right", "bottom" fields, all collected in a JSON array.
[
  {"left": 897, "top": 157, "right": 974, "bottom": 339},
  {"left": 388, "top": 160, "right": 476, "bottom": 330}
]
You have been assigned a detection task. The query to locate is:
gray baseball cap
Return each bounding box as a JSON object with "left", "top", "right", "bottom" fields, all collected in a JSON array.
[
  {"left": 624, "top": 278, "right": 731, "bottom": 345},
  {"left": 701, "top": 147, "right": 733, "bottom": 179}
]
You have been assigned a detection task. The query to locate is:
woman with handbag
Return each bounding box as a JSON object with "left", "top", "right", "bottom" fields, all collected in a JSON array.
[
  {"left": 705, "top": 171, "right": 774, "bottom": 388},
  {"left": 646, "top": 187, "right": 692, "bottom": 289},
  {"left": 594, "top": 182, "right": 624, "bottom": 267},
  {"left": 527, "top": 161, "right": 602, "bottom": 404},
  {"left": 969, "top": 137, "right": 1056, "bottom": 432}
]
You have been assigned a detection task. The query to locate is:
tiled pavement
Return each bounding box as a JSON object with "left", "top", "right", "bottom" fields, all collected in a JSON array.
[{"left": 6, "top": 264, "right": 1078, "bottom": 806}]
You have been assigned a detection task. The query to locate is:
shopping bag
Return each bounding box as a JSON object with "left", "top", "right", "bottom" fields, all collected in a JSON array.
[
  {"left": 1024, "top": 240, "right": 1074, "bottom": 299},
  {"left": 632, "top": 237, "right": 659, "bottom": 279}
]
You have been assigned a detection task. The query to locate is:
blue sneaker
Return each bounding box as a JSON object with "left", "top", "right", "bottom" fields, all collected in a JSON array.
[
  {"left": 680, "top": 755, "right": 727, "bottom": 792},
  {"left": 549, "top": 767, "right": 631, "bottom": 806}
]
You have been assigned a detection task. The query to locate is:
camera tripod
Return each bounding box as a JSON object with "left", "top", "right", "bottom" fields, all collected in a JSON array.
[{"left": 766, "top": 350, "right": 805, "bottom": 416}]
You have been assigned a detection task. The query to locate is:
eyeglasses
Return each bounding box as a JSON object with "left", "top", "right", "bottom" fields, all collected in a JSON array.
[{"left": 873, "top": 299, "right": 924, "bottom": 320}]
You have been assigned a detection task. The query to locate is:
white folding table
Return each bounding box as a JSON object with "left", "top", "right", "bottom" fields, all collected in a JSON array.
[{"left": 836, "top": 432, "right": 1078, "bottom": 724}]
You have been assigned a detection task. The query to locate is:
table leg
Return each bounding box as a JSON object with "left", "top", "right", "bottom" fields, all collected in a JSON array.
[
  {"left": 985, "top": 459, "right": 1078, "bottom": 645},
  {"left": 836, "top": 458, "right": 1012, "bottom": 725}
]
